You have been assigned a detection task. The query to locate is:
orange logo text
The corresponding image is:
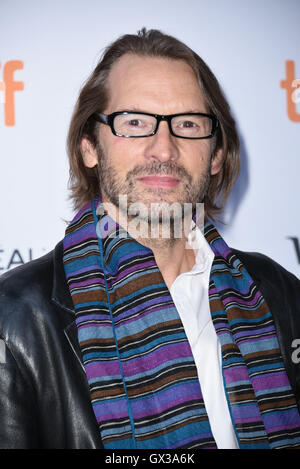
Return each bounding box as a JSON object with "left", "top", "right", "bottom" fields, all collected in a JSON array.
[
  {"left": 280, "top": 60, "right": 300, "bottom": 122},
  {"left": 0, "top": 60, "right": 24, "bottom": 126}
]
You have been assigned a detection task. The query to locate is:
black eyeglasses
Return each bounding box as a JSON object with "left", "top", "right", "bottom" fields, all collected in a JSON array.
[{"left": 92, "top": 111, "right": 218, "bottom": 139}]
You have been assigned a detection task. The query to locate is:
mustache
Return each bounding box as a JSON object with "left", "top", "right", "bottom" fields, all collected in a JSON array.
[{"left": 126, "top": 162, "right": 192, "bottom": 183}]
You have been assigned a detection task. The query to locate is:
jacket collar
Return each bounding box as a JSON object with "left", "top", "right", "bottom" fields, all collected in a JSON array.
[
  {"left": 51, "top": 240, "right": 86, "bottom": 374},
  {"left": 51, "top": 240, "right": 75, "bottom": 314}
]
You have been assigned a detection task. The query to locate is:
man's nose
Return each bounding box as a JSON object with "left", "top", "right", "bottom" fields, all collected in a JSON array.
[{"left": 144, "top": 120, "right": 179, "bottom": 162}]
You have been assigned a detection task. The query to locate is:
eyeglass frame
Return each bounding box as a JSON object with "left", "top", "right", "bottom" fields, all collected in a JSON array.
[{"left": 91, "top": 111, "right": 219, "bottom": 139}]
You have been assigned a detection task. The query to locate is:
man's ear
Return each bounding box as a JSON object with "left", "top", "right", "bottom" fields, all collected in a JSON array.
[
  {"left": 81, "top": 137, "right": 98, "bottom": 168},
  {"left": 210, "top": 148, "right": 224, "bottom": 176}
]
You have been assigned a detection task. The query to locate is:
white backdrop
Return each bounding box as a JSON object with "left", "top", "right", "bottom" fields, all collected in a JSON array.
[{"left": 0, "top": 0, "right": 299, "bottom": 276}]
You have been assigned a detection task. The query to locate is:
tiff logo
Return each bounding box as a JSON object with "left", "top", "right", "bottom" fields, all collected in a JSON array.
[
  {"left": 0, "top": 60, "right": 24, "bottom": 126},
  {"left": 280, "top": 60, "right": 300, "bottom": 122}
]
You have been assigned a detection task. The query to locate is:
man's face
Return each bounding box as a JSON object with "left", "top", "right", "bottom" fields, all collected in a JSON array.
[{"left": 82, "top": 54, "right": 223, "bottom": 220}]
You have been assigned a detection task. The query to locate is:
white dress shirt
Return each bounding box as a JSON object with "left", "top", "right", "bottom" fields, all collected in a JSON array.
[{"left": 169, "top": 223, "right": 239, "bottom": 449}]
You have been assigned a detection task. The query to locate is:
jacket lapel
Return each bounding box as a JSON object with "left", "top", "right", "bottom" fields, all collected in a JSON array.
[
  {"left": 51, "top": 240, "right": 85, "bottom": 374},
  {"left": 63, "top": 321, "right": 86, "bottom": 373}
]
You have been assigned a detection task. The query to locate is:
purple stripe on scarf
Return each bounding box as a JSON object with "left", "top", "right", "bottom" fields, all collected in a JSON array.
[
  {"left": 210, "top": 239, "right": 232, "bottom": 258},
  {"left": 231, "top": 404, "right": 262, "bottom": 420},
  {"left": 93, "top": 400, "right": 129, "bottom": 421},
  {"left": 222, "top": 291, "right": 262, "bottom": 307},
  {"left": 69, "top": 277, "right": 105, "bottom": 289},
  {"left": 234, "top": 325, "right": 275, "bottom": 340},
  {"left": 121, "top": 343, "right": 193, "bottom": 377},
  {"left": 262, "top": 416, "right": 300, "bottom": 433},
  {"left": 132, "top": 389, "right": 203, "bottom": 418},
  {"left": 64, "top": 229, "right": 98, "bottom": 249},
  {"left": 86, "top": 361, "right": 121, "bottom": 380},
  {"left": 223, "top": 365, "right": 250, "bottom": 384},
  {"left": 251, "top": 372, "right": 290, "bottom": 391}
]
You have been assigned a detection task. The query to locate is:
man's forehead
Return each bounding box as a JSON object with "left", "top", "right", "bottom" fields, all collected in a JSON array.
[
  {"left": 108, "top": 53, "right": 197, "bottom": 83},
  {"left": 105, "top": 53, "right": 206, "bottom": 112}
]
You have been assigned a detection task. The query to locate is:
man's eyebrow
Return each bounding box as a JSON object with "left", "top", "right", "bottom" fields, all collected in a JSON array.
[
  {"left": 114, "top": 106, "right": 145, "bottom": 112},
  {"left": 113, "top": 107, "right": 208, "bottom": 114}
]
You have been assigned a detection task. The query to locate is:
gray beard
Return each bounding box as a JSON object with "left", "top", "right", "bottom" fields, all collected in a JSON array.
[{"left": 96, "top": 141, "right": 210, "bottom": 239}]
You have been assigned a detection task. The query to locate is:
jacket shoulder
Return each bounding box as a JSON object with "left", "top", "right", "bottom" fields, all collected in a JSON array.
[
  {"left": 231, "top": 248, "right": 300, "bottom": 285},
  {"left": 0, "top": 249, "right": 54, "bottom": 299},
  {"left": 0, "top": 250, "right": 56, "bottom": 338}
]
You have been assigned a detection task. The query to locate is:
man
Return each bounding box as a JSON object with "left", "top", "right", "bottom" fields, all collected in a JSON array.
[{"left": 1, "top": 28, "right": 300, "bottom": 450}]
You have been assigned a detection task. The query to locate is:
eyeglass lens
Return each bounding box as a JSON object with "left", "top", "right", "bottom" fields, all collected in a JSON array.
[{"left": 113, "top": 113, "right": 213, "bottom": 138}]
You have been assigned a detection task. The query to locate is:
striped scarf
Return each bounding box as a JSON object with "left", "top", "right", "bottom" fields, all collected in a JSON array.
[{"left": 63, "top": 197, "right": 300, "bottom": 449}]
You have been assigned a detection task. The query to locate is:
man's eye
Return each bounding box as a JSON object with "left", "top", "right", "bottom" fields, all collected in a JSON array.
[
  {"left": 127, "top": 119, "right": 142, "bottom": 126},
  {"left": 180, "top": 120, "right": 197, "bottom": 128}
]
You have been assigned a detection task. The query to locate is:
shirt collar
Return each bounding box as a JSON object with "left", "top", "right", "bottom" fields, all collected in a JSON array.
[{"left": 186, "top": 220, "right": 215, "bottom": 274}]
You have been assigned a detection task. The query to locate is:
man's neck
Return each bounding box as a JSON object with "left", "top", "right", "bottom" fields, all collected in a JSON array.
[{"left": 141, "top": 236, "right": 196, "bottom": 290}]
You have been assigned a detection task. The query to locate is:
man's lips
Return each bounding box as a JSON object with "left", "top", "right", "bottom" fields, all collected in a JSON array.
[{"left": 137, "top": 175, "right": 180, "bottom": 188}]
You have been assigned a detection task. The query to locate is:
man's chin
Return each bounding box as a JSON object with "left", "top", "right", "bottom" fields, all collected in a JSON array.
[{"left": 127, "top": 188, "right": 188, "bottom": 205}]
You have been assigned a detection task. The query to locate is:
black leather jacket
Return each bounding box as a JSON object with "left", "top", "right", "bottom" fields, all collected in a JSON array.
[{"left": 0, "top": 241, "right": 300, "bottom": 449}]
